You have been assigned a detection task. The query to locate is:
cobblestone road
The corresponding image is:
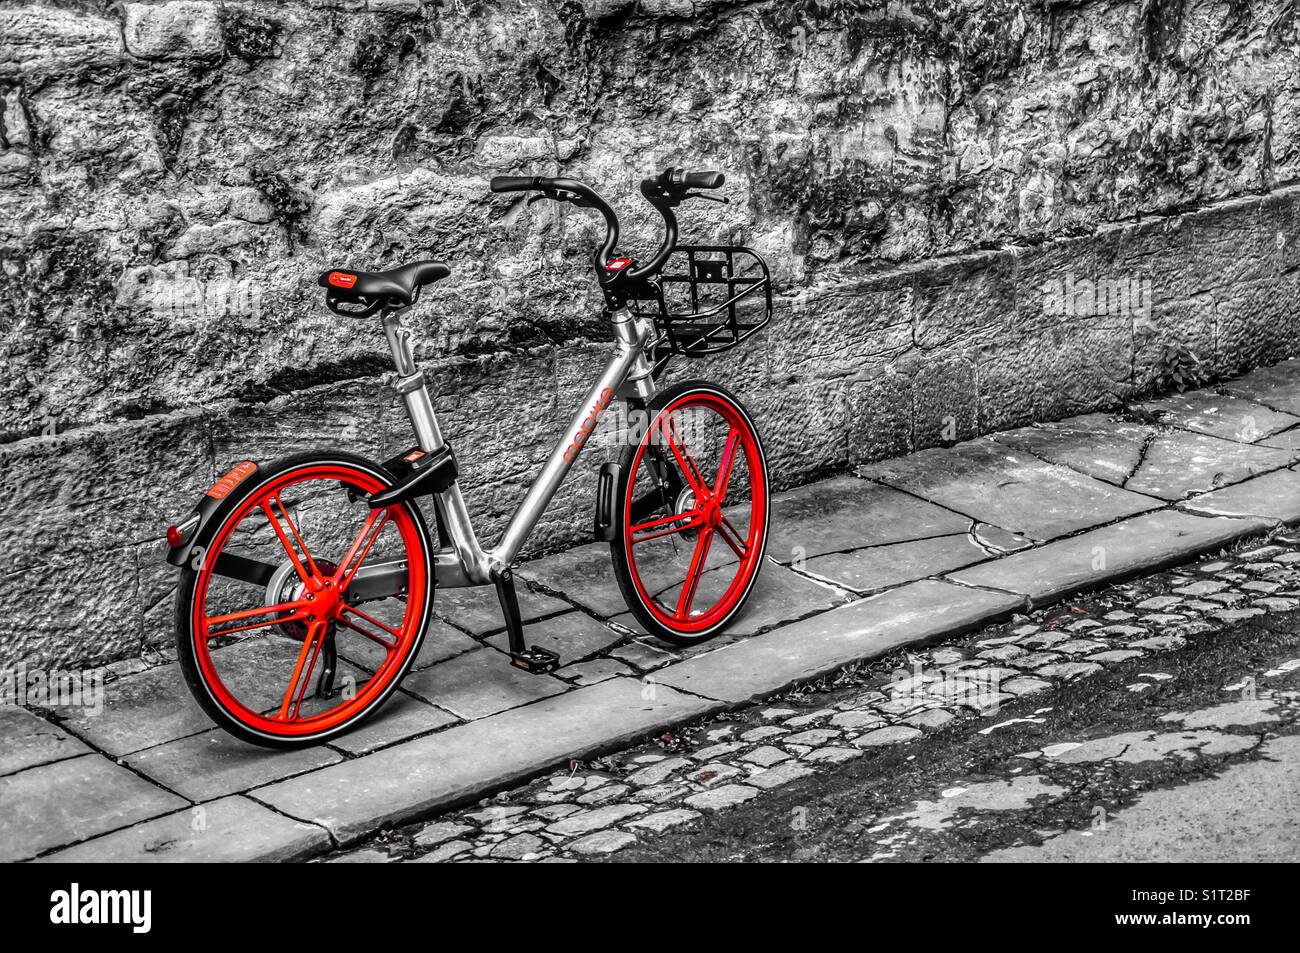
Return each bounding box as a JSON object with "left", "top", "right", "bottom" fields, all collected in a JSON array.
[{"left": 327, "top": 531, "right": 1300, "bottom": 862}]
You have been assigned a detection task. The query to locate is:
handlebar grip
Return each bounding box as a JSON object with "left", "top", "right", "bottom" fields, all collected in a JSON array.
[
  {"left": 675, "top": 170, "right": 725, "bottom": 190},
  {"left": 490, "top": 175, "right": 541, "bottom": 193}
]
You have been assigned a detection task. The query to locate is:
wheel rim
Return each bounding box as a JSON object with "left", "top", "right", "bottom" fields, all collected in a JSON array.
[
  {"left": 190, "top": 462, "right": 428, "bottom": 738},
  {"left": 622, "top": 391, "right": 767, "bottom": 635}
]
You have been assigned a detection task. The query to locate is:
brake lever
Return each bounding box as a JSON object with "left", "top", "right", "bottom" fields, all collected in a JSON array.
[
  {"left": 528, "top": 188, "right": 593, "bottom": 208},
  {"left": 684, "top": 192, "right": 729, "bottom": 204}
]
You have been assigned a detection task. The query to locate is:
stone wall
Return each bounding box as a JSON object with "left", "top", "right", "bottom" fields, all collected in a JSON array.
[{"left": 2, "top": 0, "right": 1299, "bottom": 668}]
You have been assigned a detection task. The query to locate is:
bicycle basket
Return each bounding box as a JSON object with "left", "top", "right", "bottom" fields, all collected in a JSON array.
[{"left": 629, "top": 245, "right": 772, "bottom": 358}]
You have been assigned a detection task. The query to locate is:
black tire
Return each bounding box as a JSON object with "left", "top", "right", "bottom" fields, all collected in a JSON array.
[
  {"left": 610, "top": 380, "right": 770, "bottom": 645},
  {"left": 175, "top": 451, "right": 435, "bottom": 750}
]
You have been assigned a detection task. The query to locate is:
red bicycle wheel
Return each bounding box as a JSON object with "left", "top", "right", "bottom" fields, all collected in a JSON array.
[
  {"left": 175, "top": 452, "right": 433, "bottom": 748},
  {"left": 611, "top": 381, "right": 768, "bottom": 644}
]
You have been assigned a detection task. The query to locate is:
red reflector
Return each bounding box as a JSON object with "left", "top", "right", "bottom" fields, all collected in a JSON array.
[
  {"left": 605, "top": 257, "right": 633, "bottom": 272},
  {"left": 207, "top": 461, "right": 257, "bottom": 500},
  {"left": 166, "top": 525, "right": 183, "bottom": 548}
]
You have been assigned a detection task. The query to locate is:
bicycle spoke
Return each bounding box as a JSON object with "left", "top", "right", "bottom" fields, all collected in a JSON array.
[
  {"left": 339, "top": 615, "right": 399, "bottom": 651},
  {"left": 277, "top": 621, "right": 324, "bottom": 720},
  {"left": 663, "top": 416, "right": 709, "bottom": 499},
  {"left": 289, "top": 622, "right": 329, "bottom": 720},
  {"left": 204, "top": 599, "right": 311, "bottom": 639},
  {"left": 262, "top": 497, "right": 317, "bottom": 583},
  {"left": 675, "top": 527, "right": 715, "bottom": 619},
  {"left": 341, "top": 603, "right": 403, "bottom": 643},
  {"left": 333, "top": 509, "right": 391, "bottom": 591},
  {"left": 713, "top": 426, "right": 740, "bottom": 503},
  {"left": 630, "top": 509, "right": 702, "bottom": 544},
  {"left": 717, "top": 516, "right": 748, "bottom": 559}
]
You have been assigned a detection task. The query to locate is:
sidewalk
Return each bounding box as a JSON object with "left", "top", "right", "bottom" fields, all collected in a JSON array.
[{"left": 4, "top": 358, "right": 1299, "bottom": 862}]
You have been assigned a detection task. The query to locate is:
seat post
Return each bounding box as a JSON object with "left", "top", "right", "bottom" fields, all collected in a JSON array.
[
  {"left": 381, "top": 309, "right": 446, "bottom": 452},
  {"left": 380, "top": 308, "right": 418, "bottom": 378}
]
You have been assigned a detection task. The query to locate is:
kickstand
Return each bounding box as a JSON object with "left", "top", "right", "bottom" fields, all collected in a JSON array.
[
  {"left": 315, "top": 632, "right": 339, "bottom": 699},
  {"left": 494, "top": 569, "right": 560, "bottom": 674}
]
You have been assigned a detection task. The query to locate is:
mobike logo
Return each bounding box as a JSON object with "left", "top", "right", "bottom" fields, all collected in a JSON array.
[
  {"left": 206, "top": 461, "right": 257, "bottom": 500},
  {"left": 564, "top": 387, "right": 615, "bottom": 465},
  {"left": 328, "top": 271, "right": 358, "bottom": 289}
]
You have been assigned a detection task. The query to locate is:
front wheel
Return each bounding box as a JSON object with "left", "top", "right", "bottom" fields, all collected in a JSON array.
[
  {"left": 611, "top": 380, "right": 769, "bottom": 645},
  {"left": 175, "top": 452, "right": 434, "bottom": 749}
]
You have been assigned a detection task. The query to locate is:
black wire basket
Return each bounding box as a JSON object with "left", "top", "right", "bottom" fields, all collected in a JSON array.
[{"left": 629, "top": 244, "right": 772, "bottom": 360}]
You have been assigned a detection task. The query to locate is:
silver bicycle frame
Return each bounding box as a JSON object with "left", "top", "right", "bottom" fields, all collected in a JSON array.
[{"left": 350, "top": 305, "right": 658, "bottom": 597}]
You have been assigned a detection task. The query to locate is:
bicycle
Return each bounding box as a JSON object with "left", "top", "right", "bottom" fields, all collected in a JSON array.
[{"left": 164, "top": 168, "right": 774, "bottom": 748}]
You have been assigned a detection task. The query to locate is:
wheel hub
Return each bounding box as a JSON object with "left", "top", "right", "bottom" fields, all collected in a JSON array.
[{"left": 271, "top": 559, "right": 342, "bottom": 638}]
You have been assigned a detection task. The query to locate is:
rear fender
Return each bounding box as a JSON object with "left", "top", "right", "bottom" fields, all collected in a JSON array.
[{"left": 165, "top": 461, "right": 260, "bottom": 570}]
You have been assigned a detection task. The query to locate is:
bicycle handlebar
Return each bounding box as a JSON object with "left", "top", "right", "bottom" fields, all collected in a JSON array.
[
  {"left": 629, "top": 168, "right": 724, "bottom": 279},
  {"left": 489, "top": 175, "right": 621, "bottom": 269},
  {"left": 489, "top": 167, "right": 726, "bottom": 290},
  {"left": 666, "top": 169, "right": 725, "bottom": 191},
  {"left": 489, "top": 175, "right": 542, "bottom": 193}
]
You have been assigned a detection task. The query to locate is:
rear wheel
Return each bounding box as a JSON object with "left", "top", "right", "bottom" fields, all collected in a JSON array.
[
  {"left": 175, "top": 452, "right": 433, "bottom": 749},
  {"left": 611, "top": 380, "right": 769, "bottom": 645}
]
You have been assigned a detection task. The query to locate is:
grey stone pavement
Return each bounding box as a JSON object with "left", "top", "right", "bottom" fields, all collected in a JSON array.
[{"left": 4, "top": 358, "right": 1300, "bottom": 862}]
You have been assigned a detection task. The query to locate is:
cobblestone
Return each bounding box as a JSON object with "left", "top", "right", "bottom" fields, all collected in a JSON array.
[
  {"left": 626, "top": 809, "right": 701, "bottom": 833},
  {"left": 569, "top": 830, "right": 637, "bottom": 854},
  {"left": 684, "top": 784, "right": 760, "bottom": 811}
]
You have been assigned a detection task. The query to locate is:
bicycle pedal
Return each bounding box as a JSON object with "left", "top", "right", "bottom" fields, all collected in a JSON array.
[{"left": 510, "top": 646, "right": 561, "bottom": 674}]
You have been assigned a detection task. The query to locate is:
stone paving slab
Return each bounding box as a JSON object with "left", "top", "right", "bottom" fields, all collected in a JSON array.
[
  {"left": 947, "top": 509, "right": 1271, "bottom": 603},
  {"left": 402, "top": 646, "right": 569, "bottom": 720},
  {"left": 433, "top": 583, "right": 571, "bottom": 635},
  {"left": 254, "top": 676, "right": 722, "bottom": 844},
  {"left": 486, "top": 610, "right": 624, "bottom": 663},
  {"left": 1178, "top": 467, "right": 1300, "bottom": 524},
  {"left": 607, "top": 562, "right": 850, "bottom": 637},
  {"left": 992, "top": 414, "right": 1152, "bottom": 485},
  {"left": 994, "top": 413, "right": 1294, "bottom": 498},
  {"left": 56, "top": 637, "right": 374, "bottom": 757},
  {"left": 654, "top": 580, "right": 1023, "bottom": 703},
  {"left": 1262, "top": 427, "right": 1300, "bottom": 453},
  {"left": 1223, "top": 357, "right": 1300, "bottom": 415},
  {"left": 653, "top": 561, "right": 849, "bottom": 631},
  {"left": 557, "top": 657, "right": 637, "bottom": 686},
  {"left": 1124, "top": 430, "right": 1293, "bottom": 499},
  {"left": 37, "top": 795, "right": 330, "bottom": 863},
  {"left": 516, "top": 542, "right": 629, "bottom": 618},
  {"left": 0, "top": 753, "right": 187, "bottom": 862},
  {"left": 764, "top": 475, "right": 972, "bottom": 559},
  {"left": 1136, "top": 389, "right": 1300, "bottom": 441},
  {"left": 340, "top": 617, "right": 480, "bottom": 673},
  {"left": 54, "top": 662, "right": 213, "bottom": 757},
  {"left": 124, "top": 727, "right": 342, "bottom": 802},
  {"left": 803, "top": 533, "right": 992, "bottom": 594},
  {"left": 857, "top": 438, "right": 1161, "bottom": 541},
  {"left": 328, "top": 691, "right": 459, "bottom": 756},
  {"left": 0, "top": 704, "right": 91, "bottom": 776}
]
